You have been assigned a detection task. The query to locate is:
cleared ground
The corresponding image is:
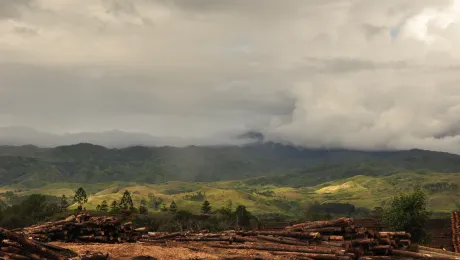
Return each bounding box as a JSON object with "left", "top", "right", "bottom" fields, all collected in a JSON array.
[{"left": 54, "top": 242, "right": 287, "bottom": 260}]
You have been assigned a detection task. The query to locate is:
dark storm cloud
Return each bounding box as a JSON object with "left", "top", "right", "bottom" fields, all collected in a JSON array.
[
  {"left": 0, "top": 0, "right": 32, "bottom": 19},
  {"left": 1, "top": 0, "right": 460, "bottom": 153}
]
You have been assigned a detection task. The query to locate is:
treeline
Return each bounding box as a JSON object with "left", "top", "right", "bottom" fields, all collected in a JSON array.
[
  {"left": 302, "top": 201, "right": 376, "bottom": 221},
  {"left": 134, "top": 200, "right": 258, "bottom": 232},
  {"left": 0, "top": 186, "right": 260, "bottom": 232},
  {"left": 0, "top": 185, "right": 432, "bottom": 243},
  {"left": 0, "top": 194, "right": 63, "bottom": 228}
]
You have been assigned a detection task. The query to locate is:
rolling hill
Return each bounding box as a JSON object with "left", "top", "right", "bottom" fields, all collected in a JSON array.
[
  {"left": 1, "top": 142, "right": 460, "bottom": 215},
  {"left": 7, "top": 171, "right": 459, "bottom": 217},
  {"left": 1, "top": 143, "right": 460, "bottom": 188}
]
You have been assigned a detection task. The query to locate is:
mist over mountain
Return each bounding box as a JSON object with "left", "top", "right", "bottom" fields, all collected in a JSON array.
[
  {"left": 0, "top": 140, "right": 459, "bottom": 188},
  {"left": 0, "top": 126, "right": 257, "bottom": 148}
]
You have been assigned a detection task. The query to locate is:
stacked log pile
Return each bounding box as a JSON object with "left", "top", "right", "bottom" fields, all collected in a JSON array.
[
  {"left": 140, "top": 218, "right": 460, "bottom": 259},
  {"left": 0, "top": 227, "right": 108, "bottom": 260},
  {"left": 18, "top": 213, "right": 142, "bottom": 243},
  {"left": 17, "top": 214, "right": 460, "bottom": 259}
]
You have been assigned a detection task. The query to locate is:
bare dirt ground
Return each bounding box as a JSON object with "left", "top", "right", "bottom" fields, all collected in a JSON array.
[{"left": 53, "top": 242, "right": 288, "bottom": 260}]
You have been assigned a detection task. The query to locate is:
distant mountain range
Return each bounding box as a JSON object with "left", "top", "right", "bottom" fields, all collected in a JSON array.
[
  {"left": 0, "top": 126, "right": 261, "bottom": 148},
  {"left": 0, "top": 139, "right": 460, "bottom": 188}
]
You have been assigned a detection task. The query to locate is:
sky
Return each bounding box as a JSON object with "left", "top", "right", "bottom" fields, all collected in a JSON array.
[{"left": 1, "top": 0, "right": 460, "bottom": 152}]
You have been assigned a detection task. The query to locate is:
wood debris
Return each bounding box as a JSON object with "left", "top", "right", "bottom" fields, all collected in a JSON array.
[
  {"left": 139, "top": 217, "right": 459, "bottom": 259},
  {"left": 17, "top": 213, "right": 142, "bottom": 243},
  {"left": 17, "top": 214, "right": 460, "bottom": 259},
  {"left": 0, "top": 226, "right": 108, "bottom": 260}
]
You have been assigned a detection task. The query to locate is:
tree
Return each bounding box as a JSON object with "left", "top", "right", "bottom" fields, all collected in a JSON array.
[
  {"left": 0, "top": 194, "right": 59, "bottom": 229},
  {"left": 201, "top": 200, "right": 212, "bottom": 214},
  {"left": 225, "top": 199, "right": 233, "bottom": 212},
  {"left": 382, "top": 186, "right": 429, "bottom": 243},
  {"left": 96, "top": 205, "right": 101, "bottom": 211},
  {"left": 148, "top": 193, "right": 155, "bottom": 208},
  {"left": 139, "top": 199, "right": 148, "bottom": 214},
  {"left": 161, "top": 203, "right": 168, "bottom": 212},
  {"left": 60, "top": 195, "right": 69, "bottom": 212},
  {"left": 370, "top": 207, "right": 384, "bottom": 219},
  {"left": 74, "top": 187, "right": 87, "bottom": 211},
  {"left": 303, "top": 201, "right": 332, "bottom": 221},
  {"left": 148, "top": 194, "right": 164, "bottom": 211},
  {"left": 110, "top": 200, "right": 118, "bottom": 213},
  {"left": 235, "top": 205, "right": 252, "bottom": 228},
  {"left": 119, "top": 190, "right": 134, "bottom": 210},
  {"left": 4, "top": 191, "right": 18, "bottom": 202},
  {"left": 169, "top": 201, "right": 177, "bottom": 214},
  {"left": 100, "top": 200, "right": 108, "bottom": 212}
]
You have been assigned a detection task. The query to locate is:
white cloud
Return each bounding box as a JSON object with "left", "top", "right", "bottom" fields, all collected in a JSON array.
[{"left": 1, "top": 0, "right": 460, "bottom": 152}]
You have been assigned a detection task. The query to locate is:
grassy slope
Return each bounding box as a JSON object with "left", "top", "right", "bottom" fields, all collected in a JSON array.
[{"left": 5, "top": 171, "right": 460, "bottom": 216}]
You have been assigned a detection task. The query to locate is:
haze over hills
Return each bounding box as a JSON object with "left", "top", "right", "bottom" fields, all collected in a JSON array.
[
  {"left": 1, "top": 140, "right": 460, "bottom": 189},
  {"left": 0, "top": 126, "right": 257, "bottom": 148},
  {"left": 1, "top": 141, "right": 460, "bottom": 215}
]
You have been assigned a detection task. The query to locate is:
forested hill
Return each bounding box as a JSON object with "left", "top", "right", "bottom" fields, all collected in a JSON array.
[{"left": 1, "top": 142, "right": 460, "bottom": 187}]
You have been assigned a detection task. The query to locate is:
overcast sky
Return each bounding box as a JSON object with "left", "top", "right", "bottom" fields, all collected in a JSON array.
[{"left": 1, "top": 0, "right": 460, "bottom": 152}]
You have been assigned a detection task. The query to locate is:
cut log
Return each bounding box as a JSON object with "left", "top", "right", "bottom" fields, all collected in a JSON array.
[
  {"left": 0, "top": 227, "right": 64, "bottom": 260},
  {"left": 377, "top": 232, "right": 411, "bottom": 238},
  {"left": 0, "top": 251, "right": 32, "bottom": 260},
  {"left": 393, "top": 249, "right": 457, "bottom": 259},
  {"left": 147, "top": 232, "right": 183, "bottom": 240},
  {"left": 418, "top": 251, "right": 460, "bottom": 260},
  {"left": 237, "top": 231, "right": 321, "bottom": 239},
  {"left": 256, "top": 235, "right": 310, "bottom": 246},
  {"left": 417, "top": 246, "right": 460, "bottom": 257},
  {"left": 302, "top": 227, "right": 344, "bottom": 233},
  {"left": 322, "top": 236, "right": 344, "bottom": 241},
  {"left": 207, "top": 243, "right": 345, "bottom": 255},
  {"left": 286, "top": 218, "right": 353, "bottom": 231}
]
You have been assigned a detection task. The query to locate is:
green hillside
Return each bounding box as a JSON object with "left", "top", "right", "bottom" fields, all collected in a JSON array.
[
  {"left": 2, "top": 171, "right": 458, "bottom": 217},
  {"left": 1, "top": 143, "right": 460, "bottom": 188},
  {"left": 1, "top": 143, "right": 460, "bottom": 216}
]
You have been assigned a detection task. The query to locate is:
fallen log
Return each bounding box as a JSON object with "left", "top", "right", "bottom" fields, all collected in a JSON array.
[
  {"left": 358, "top": 257, "right": 393, "bottom": 260},
  {"left": 33, "top": 241, "right": 78, "bottom": 258},
  {"left": 417, "top": 246, "right": 460, "bottom": 257},
  {"left": 322, "top": 235, "right": 344, "bottom": 241},
  {"left": 134, "top": 227, "right": 147, "bottom": 232},
  {"left": 418, "top": 251, "right": 460, "bottom": 260},
  {"left": 393, "top": 249, "right": 458, "bottom": 259},
  {"left": 302, "top": 227, "right": 344, "bottom": 233},
  {"left": 237, "top": 231, "right": 321, "bottom": 239},
  {"left": 256, "top": 235, "right": 310, "bottom": 246},
  {"left": 377, "top": 232, "right": 411, "bottom": 238},
  {"left": 207, "top": 243, "right": 345, "bottom": 255},
  {"left": 175, "top": 236, "right": 233, "bottom": 242},
  {"left": 232, "top": 236, "right": 258, "bottom": 243},
  {"left": 286, "top": 218, "right": 353, "bottom": 231},
  {"left": 0, "top": 251, "right": 31, "bottom": 260},
  {"left": 147, "top": 232, "right": 183, "bottom": 240},
  {"left": 0, "top": 227, "right": 64, "bottom": 260},
  {"left": 19, "top": 216, "right": 76, "bottom": 232}
]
